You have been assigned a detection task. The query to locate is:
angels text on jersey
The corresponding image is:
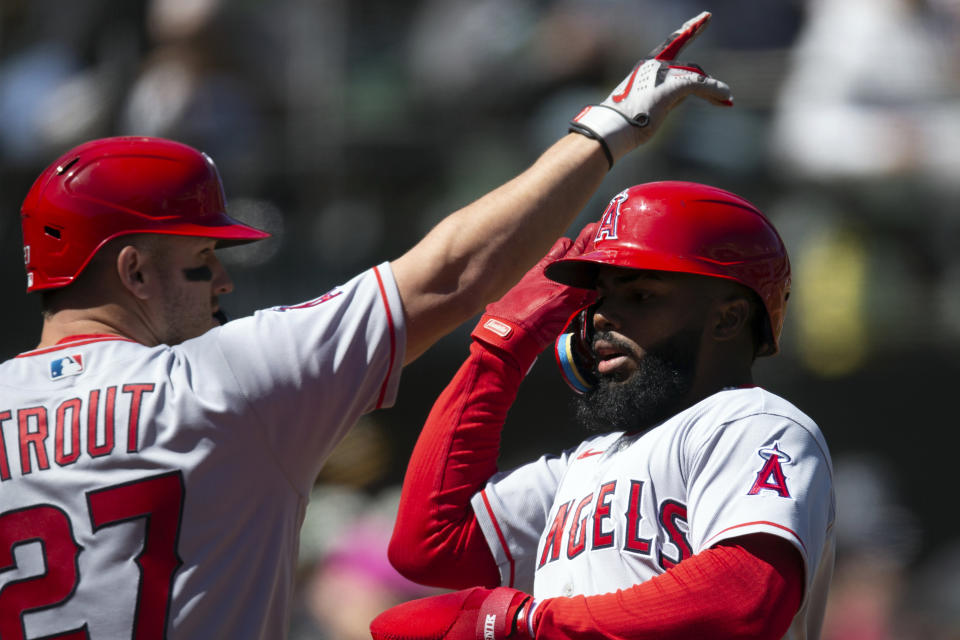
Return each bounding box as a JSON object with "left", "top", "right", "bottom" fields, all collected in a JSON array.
[
  {"left": 537, "top": 478, "right": 695, "bottom": 571},
  {"left": 535, "top": 440, "right": 794, "bottom": 573}
]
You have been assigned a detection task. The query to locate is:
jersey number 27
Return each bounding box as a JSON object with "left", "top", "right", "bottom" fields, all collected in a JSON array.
[{"left": 0, "top": 471, "right": 184, "bottom": 640}]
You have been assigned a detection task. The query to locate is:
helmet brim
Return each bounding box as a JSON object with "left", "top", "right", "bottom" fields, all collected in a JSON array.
[
  {"left": 545, "top": 248, "right": 746, "bottom": 289},
  {"left": 545, "top": 248, "right": 782, "bottom": 357}
]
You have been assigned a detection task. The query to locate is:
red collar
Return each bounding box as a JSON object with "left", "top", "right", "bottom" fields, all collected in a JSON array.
[
  {"left": 56, "top": 333, "right": 123, "bottom": 345},
  {"left": 18, "top": 334, "right": 137, "bottom": 358}
]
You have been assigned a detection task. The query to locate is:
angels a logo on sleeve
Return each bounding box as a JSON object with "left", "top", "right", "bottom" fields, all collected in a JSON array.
[
  {"left": 50, "top": 354, "right": 84, "bottom": 380},
  {"left": 747, "top": 442, "right": 792, "bottom": 498}
]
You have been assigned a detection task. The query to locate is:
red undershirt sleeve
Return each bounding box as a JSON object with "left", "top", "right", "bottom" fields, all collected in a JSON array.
[
  {"left": 388, "top": 342, "right": 527, "bottom": 589},
  {"left": 533, "top": 534, "right": 804, "bottom": 640}
]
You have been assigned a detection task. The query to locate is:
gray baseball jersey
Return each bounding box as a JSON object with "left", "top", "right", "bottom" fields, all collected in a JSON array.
[
  {"left": 471, "top": 387, "right": 835, "bottom": 640},
  {"left": 0, "top": 263, "right": 405, "bottom": 639}
]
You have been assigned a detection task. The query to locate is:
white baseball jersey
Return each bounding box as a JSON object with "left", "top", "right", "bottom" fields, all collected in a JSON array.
[
  {"left": 472, "top": 387, "right": 835, "bottom": 640},
  {"left": 0, "top": 263, "right": 405, "bottom": 639}
]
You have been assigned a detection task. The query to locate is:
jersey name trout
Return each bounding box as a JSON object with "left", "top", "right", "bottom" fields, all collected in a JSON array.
[{"left": 0, "top": 383, "right": 155, "bottom": 480}]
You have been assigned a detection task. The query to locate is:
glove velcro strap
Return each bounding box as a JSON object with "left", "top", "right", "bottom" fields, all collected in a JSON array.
[
  {"left": 569, "top": 104, "right": 643, "bottom": 167},
  {"left": 471, "top": 315, "right": 544, "bottom": 373},
  {"left": 569, "top": 115, "right": 614, "bottom": 169}
]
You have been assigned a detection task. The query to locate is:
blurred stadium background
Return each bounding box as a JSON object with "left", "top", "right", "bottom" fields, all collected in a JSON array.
[{"left": 2, "top": 0, "right": 960, "bottom": 637}]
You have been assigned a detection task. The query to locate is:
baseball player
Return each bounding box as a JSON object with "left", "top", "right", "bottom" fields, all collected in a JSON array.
[
  {"left": 373, "top": 182, "right": 836, "bottom": 640},
  {"left": 0, "top": 11, "right": 731, "bottom": 640}
]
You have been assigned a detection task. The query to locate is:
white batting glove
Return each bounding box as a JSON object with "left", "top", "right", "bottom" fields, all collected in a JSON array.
[{"left": 570, "top": 11, "right": 733, "bottom": 168}]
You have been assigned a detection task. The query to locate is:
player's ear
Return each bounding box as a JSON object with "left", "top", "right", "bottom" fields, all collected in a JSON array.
[
  {"left": 116, "top": 245, "right": 152, "bottom": 300},
  {"left": 711, "top": 296, "right": 751, "bottom": 343}
]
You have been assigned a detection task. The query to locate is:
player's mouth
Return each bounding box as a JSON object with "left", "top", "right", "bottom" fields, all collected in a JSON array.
[
  {"left": 593, "top": 339, "right": 633, "bottom": 377},
  {"left": 212, "top": 298, "right": 227, "bottom": 325}
]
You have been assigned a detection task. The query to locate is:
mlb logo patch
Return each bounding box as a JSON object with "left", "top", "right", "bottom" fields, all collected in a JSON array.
[{"left": 50, "top": 354, "right": 84, "bottom": 380}]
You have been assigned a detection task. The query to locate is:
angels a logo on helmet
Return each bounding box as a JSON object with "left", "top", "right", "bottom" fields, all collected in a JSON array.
[{"left": 595, "top": 190, "right": 629, "bottom": 242}]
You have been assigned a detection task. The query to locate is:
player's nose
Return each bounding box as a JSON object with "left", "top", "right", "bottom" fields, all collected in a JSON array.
[
  {"left": 592, "top": 301, "right": 620, "bottom": 332},
  {"left": 211, "top": 256, "right": 234, "bottom": 295}
]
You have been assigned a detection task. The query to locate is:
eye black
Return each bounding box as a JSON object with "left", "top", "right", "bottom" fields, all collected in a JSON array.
[{"left": 182, "top": 266, "right": 213, "bottom": 282}]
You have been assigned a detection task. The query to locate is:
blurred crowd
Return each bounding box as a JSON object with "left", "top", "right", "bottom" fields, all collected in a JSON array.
[{"left": 3, "top": 0, "right": 960, "bottom": 637}]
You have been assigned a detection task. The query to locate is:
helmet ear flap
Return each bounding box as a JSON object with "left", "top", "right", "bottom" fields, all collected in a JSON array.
[{"left": 554, "top": 301, "right": 599, "bottom": 394}]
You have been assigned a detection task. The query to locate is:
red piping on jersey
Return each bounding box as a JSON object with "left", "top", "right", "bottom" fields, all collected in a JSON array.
[
  {"left": 480, "top": 489, "right": 516, "bottom": 587},
  {"left": 373, "top": 265, "right": 397, "bottom": 410},
  {"left": 56, "top": 333, "right": 124, "bottom": 345},
  {"left": 704, "top": 521, "right": 807, "bottom": 552},
  {"left": 16, "top": 334, "right": 137, "bottom": 358},
  {"left": 576, "top": 448, "right": 605, "bottom": 459}
]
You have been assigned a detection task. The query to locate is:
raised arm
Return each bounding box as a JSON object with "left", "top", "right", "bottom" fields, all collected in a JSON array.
[
  {"left": 392, "top": 11, "right": 732, "bottom": 364},
  {"left": 389, "top": 228, "right": 597, "bottom": 588}
]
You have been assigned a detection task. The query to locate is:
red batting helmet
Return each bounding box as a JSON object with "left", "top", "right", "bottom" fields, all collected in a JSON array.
[
  {"left": 545, "top": 181, "right": 791, "bottom": 356},
  {"left": 20, "top": 136, "right": 270, "bottom": 292}
]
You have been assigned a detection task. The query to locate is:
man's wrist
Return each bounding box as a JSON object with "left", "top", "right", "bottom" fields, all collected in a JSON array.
[
  {"left": 569, "top": 121, "right": 614, "bottom": 169},
  {"left": 471, "top": 315, "right": 542, "bottom": 374},
  {"left": 554, "top": 131, "right": 611, "bottom": 174},
  {"left": 514, "top": 597, "right": 538, "bottom": 638}
]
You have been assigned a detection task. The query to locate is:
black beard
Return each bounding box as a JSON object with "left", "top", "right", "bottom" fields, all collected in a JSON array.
[{"left": 573, "top": 327, "right": 701, "bottom": 434}]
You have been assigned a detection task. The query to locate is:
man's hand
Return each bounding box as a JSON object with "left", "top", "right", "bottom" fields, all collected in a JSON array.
[
  {"left": 370, "top": 587, "right": 534, "bottom": 640},
  {"left": 570, "top": 11, "right": 733, "bottom": 167},
  {"left": 470, "top": 224, "right": 598, "bottom": 371}
]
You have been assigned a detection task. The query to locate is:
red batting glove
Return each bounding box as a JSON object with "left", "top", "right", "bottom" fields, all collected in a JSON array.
[
  {"left": 471, "top": 223, "right": 598, "bottom": 372},
  {"left": 370, "top": 587, "right": 535, "bottom": 640}
]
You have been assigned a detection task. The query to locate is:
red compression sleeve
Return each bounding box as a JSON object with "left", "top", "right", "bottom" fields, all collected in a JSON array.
[
  {"left": 534, "top": 534, "right": 804, "bottom": 640},
  {"left": 389, "top": 342, "right": 527, "bottom": 589}
]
